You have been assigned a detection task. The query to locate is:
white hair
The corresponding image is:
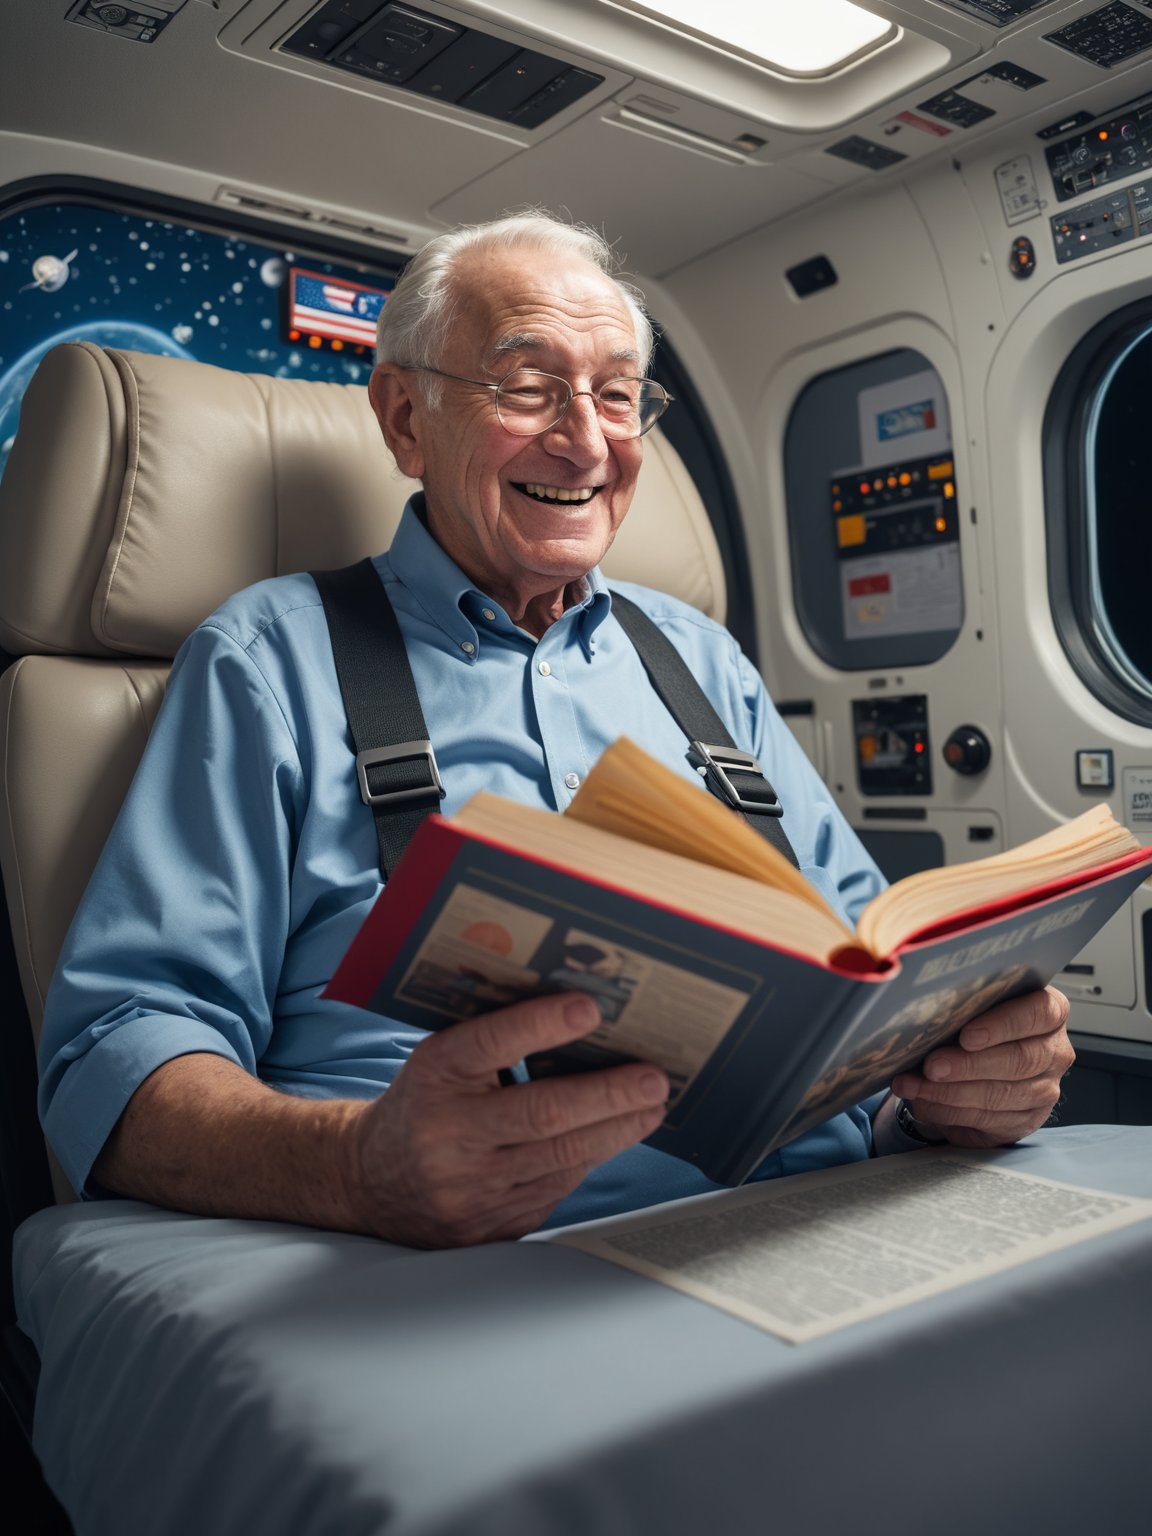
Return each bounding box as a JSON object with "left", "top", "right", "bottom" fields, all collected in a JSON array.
[{"left": 375, "top": 211, "right": 654, "bottom": 403}]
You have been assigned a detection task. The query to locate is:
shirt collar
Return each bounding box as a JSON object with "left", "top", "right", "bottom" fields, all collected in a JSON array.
[{"left": 384, "top": 494, "right": 613, "bottom": 658}]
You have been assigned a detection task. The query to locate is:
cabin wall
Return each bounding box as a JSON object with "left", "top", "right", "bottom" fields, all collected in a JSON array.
[{"left": 659, "top": 120, "right": 1152, "bottom": 1052}]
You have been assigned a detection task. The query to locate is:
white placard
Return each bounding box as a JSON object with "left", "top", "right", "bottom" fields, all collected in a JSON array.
[
  {"left": 1122, "top": 767, "right": 1152, "bottom": 833},
  {"left": 856, "top": 368, "right": 951, "bottom": 469}
]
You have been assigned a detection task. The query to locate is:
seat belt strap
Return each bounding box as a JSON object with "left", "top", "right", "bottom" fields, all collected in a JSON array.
[
  {"left": 312, "top": 559, "right": 444, "bottom": 880},
  {"left": 314, "top": 560, "right": 799, "bottom": 877},
  {"left": 609, "top": 591, "right": 800, "bottom": 868}
]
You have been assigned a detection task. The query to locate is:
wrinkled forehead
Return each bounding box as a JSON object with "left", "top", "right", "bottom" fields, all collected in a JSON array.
[{"left": 450, "top": 249, "right": 642, "bottom": 372}]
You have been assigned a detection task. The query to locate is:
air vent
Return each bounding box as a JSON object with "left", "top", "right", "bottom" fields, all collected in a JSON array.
[
  {"left": 280, "top": 1, "right": 603, "bottom": 129},
  {"left": 215, "top": 188, "right": 412, "bottom": 246},
  {"left": 606, "top": 106, "right": 763, "bottom": 164}
]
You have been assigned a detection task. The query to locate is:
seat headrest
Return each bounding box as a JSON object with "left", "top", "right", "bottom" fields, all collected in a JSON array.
[{"left": 0, "top": 343, "right": 726, "bottom": 658}]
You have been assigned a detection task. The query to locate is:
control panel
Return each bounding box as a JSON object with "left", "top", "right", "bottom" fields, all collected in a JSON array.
[
  {"left": 67, "top": 0, "right": 184, "bottom": 42},
  {"left": 852, "top": 696, "right": 932, "bottom": 797},
  {"left": 834, "top": 454, "right": 958, "bottom": 561},
  {"left": 1051, "top": 181, "right": 1151, "bottom": 262},
  {"left": 281, "top": 1, "right": 603, "bottom": 129},
  {"left": 1047, "top": 93, "right": 1152, "bottom": 202},
  {"left": 931, "top": 0, "right": 1055, "bottom": 23},
  {"left": 1045, "top": 2, "right": 1152, "bottom": 70}
]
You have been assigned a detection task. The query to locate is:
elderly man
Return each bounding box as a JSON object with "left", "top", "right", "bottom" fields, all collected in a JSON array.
[{"left": 37, "top": 213, "right": 1072, "bottom": 1247}]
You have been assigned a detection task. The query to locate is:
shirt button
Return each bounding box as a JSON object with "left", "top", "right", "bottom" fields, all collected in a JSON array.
[
  {"left": 461, "top": 641, "right": 475, "bottom": 655},
  {"left": 564, "top": 772, "right": 580, "bottom": 790},
  {"left": 538, "top": 661, "right": 552, "bottom": 676},
  {"left": 481, "top": 608, "right": 496, "bottom": 621}
]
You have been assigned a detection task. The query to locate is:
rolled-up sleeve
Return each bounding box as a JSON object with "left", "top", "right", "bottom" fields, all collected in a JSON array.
[{"left": 38, "top": 622, "right": 304, "bottom": 1196}]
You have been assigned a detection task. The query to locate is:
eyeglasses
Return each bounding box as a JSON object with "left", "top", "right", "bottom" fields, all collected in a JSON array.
[{"left": 400, "top": 365, "right": 673, "bottom": 439}]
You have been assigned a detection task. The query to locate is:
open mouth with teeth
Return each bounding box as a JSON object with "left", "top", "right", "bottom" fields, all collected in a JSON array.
[{"left": 514, "top": 483, "right": 602, "bottom": 505}]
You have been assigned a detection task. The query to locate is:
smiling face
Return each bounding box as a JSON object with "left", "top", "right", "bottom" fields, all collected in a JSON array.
[{"left": 369, "top": 244, "right": 645, "bottom": 632}]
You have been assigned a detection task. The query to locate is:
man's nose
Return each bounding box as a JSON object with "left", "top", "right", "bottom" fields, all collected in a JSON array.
[{"left": 545, "top": 391, "right": 608, "bottom": 462}]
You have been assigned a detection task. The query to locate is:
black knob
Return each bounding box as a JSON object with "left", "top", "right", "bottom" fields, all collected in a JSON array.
[{"left": 943, "top": 726, "right": 991, "bottom": 776}]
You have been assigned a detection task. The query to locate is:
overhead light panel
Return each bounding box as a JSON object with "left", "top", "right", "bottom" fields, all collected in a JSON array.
[{"left": 607, "top": 0, "right": 897, "bottom": 77}]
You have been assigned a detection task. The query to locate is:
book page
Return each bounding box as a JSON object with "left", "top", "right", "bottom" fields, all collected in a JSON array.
[
  {"left": 565, "top": 738, "right": 1146, "bottom": 959},
  {"left": 455, "top": 793, "right": 858, "bottom": 965},
  {"left": 566, "top": 736, "right": 832, "bottom": 915},
  {"left": 857, "top": 804, "right": 1143, "bottom": 956},
  {"left": 549, "top": 1152, "right": 1152, "bottom": 1343}
]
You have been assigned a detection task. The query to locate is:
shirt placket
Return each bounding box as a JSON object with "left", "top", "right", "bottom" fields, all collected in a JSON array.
[{"left": 530, "top": 614, "right": 591, "bottom": 808}]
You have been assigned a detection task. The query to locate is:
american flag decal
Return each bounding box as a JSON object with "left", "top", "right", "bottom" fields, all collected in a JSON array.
[{"left": 287, "top": 268, "right": 390, "bottom": 347}]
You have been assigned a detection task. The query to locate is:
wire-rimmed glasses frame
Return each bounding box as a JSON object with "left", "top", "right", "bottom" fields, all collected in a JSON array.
[{"left": 399, "top": 364, "right": 673, "bottom": 439}]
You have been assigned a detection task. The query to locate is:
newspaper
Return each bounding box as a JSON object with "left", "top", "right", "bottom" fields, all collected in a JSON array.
[{"left": 548, "top": 1151, "right": 1152, "bottom": 1343}]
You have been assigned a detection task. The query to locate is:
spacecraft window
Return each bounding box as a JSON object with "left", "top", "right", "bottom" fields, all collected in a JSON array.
[
  {"left": 1044, "top": 295, "right": 1152, "bottom": 726},
  {"left": 0, "top": 186, "right": 406, "bottom": 487}
]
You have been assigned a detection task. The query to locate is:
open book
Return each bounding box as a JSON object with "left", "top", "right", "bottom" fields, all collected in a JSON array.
[{"left": 326, "top": 738, "right": 1152, "bottom": 1184}]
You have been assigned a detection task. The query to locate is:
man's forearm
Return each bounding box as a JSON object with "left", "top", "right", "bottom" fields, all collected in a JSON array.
[
  {"left": 91, "top": 1053, "right": 372, "bottom": 1234},
  {"left": 88, "top": 996, "right": 671, "bottom": 1248}
]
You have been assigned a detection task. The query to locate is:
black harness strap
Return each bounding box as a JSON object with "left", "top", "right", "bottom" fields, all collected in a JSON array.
[
  {"left": 610, "top": 592, "right": 799, "bottom": 868},
  {"left": 314, "top": 559, "right": 799, "bottom": 878},
  {"left": 312, "top": 559, "right": 445, "bottom": 880}
]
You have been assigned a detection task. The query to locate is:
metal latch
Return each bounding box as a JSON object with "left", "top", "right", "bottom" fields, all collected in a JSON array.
[
  {"left": 687, "top": 741, "right": 783, "bottom": 816},
  {"left": 356, "top": 740, "right": 445, "bottom": 810}
]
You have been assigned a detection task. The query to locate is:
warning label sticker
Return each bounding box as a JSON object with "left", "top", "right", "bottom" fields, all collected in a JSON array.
[{"left": 1122, "top": 767, "right": 1152, "bottom": 831}]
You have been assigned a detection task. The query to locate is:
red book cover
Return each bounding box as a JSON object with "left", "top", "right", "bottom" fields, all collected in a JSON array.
[{"left": 325, "top": 812, "right": 1152, "bottom": 1185}]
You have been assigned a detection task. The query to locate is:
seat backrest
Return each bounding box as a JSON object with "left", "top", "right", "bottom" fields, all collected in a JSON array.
[{"left": 0, "top": 341, "right": 727, "bottom": 1051}]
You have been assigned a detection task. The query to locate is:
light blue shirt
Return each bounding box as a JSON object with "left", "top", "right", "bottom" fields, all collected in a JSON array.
[{"left": 39, "top": 498, "right": 887, "bottom": 1224}]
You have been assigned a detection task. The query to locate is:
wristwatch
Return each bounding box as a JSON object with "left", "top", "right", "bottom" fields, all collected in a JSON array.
[{"left": 894, "top": 1097, "right": 947, "bottom": 1146}]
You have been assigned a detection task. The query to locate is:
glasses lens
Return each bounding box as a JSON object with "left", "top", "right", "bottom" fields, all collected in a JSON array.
[
  {"left": 494, "top": 371, "right": 570, "bottom": 435},
  {"left": 598, "top": 378, "right": 670, "bottom": 439},
  {"left": 492, "top": 371, "right": 671, "bottom": 437}
]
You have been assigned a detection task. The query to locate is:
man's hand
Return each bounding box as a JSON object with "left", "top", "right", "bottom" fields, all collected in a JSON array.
[
  {"left": 343, "top": 992, "right": 669, "bottom": 1247},
  {"left": 890, "top": 986, "right": 1074, "bottom": 1148}
]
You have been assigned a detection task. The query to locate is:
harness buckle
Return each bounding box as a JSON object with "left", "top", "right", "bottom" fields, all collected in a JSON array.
[
  {"left": 356, "top": 741, "right": 445, "bottom": 810},
  {"left": 687, "top": 741, "right": 784, "bottom": 817}
]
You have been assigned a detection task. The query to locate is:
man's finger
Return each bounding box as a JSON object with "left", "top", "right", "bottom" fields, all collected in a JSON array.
[
  {"left": 900, "top": 1029, "right": 1074, "bottom": 1089},
  {"left": 468, "top": 1061, "right": 668, "bottom": 1146},
  {"left": 955, "top": 986, "right": 1070, "bottom": 1051},
  {"left": 903, "top": 1096, "right": 1057, "bottom": 1143},
  {"left": 499, "top": 1098, "right": 668, "bottom": 1181},
  {"left": 413, "top": 992, "right": 607, "bottom": 1083},
  {"left": 894, "top": 1074, "right": 1059, "bottom": 1114}
]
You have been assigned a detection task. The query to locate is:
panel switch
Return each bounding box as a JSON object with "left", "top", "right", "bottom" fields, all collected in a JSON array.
[{"left": 943, "top": 725, "right": 991, "bottom": 775}]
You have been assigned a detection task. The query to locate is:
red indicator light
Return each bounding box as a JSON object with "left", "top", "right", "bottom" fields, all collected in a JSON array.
[{"left": 914, "top": 742, "right": 924, "bottom": 754}]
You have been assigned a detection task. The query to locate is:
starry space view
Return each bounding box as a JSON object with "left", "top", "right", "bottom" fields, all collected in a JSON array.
[{"left": 0, "top": 199, "right": 398, "bottom": 480}]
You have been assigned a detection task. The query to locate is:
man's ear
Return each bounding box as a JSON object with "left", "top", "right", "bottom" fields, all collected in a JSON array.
[{"left": 369, "top": 364, "right": 426, "bottom": 480}]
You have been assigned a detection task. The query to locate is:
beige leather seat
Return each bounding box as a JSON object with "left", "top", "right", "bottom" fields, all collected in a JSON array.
[{"left": 0, "top": 341, "right": 726, "bottom": 1198}]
